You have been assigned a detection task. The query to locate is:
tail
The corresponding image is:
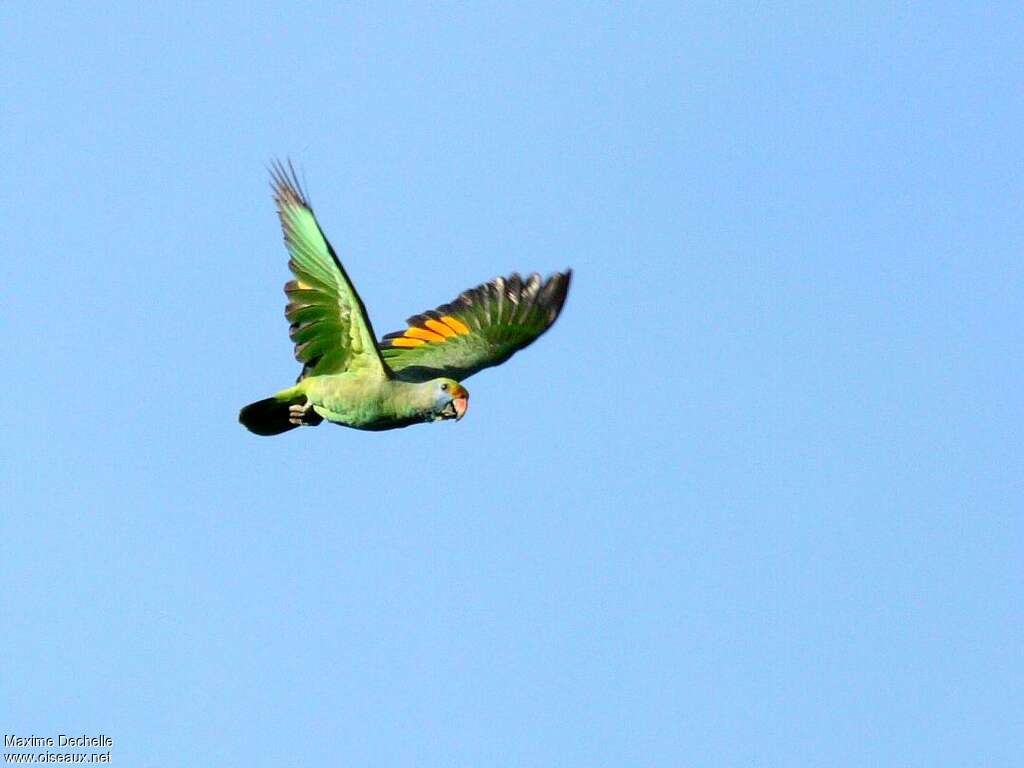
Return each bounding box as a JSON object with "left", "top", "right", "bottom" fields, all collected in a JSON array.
[{"left": 239, "top": 386, "right": 306, "bottom": 436}]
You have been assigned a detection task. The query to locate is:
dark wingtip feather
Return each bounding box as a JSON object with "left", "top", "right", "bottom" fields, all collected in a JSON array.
[
  {"left": 430, "top": 269, "right": 574, "bottom": 326},
  {"left": 529, "top": 269, "right": 571, "bottom": 327},
  {"left": 268, "top": 158, "right": 311, "bottom": 209}
]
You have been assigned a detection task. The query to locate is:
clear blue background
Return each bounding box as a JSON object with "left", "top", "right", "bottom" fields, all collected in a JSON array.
[{"left": 3, "top": 3, "right": 1020, "bottom": 766}]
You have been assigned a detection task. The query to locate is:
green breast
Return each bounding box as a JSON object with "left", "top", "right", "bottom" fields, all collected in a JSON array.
[{"left": 305, "top": 375, "right": 431, "bottom": 431}]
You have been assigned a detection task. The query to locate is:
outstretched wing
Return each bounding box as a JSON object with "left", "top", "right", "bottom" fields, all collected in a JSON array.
[
  {"left": 270, "top": 161, "right": 388, "bottom": 380},
  {"left": 379, "top": 271, "right": 572, "bottom": 382}
]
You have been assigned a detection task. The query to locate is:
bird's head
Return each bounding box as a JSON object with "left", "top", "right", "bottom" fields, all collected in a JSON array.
[{"left": 430, "top": 379, "right": 469, "bottom": 422}]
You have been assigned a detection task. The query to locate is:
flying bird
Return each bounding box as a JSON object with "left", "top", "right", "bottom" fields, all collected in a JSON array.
[{"left": 239, "top": 162, "right": 572, "bottom": 436}]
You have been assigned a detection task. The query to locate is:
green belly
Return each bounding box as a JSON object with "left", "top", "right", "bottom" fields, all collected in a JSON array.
[{"left": 304, "top": 374, "right": 427, "bottom": 431}]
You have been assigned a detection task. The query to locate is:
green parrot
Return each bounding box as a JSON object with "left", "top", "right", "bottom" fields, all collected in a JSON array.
[{"left": 239, "top": 162, "right": 572, "bottom": 436}]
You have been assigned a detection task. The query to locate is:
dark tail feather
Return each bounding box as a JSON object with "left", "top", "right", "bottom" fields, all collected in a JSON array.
[{"left": 239, "top": 397, "right": 299, "bottom": 436}]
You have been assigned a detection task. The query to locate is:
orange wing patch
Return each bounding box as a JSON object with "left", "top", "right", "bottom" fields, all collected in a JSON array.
[
  {"left": 425, "top": 319, "right": 457, "bottom": 338},
  {"left": 405, "top": 326, "right": 446, "bottom": 343},
  {"left": 440, "top": 315, "right": 470, "bottom": 335},
  {"left": 382, "top": 313, "right": 472, "bottom": 350},
  {"left": 389, "top": 337, "right": 426, "bottom": 348}
]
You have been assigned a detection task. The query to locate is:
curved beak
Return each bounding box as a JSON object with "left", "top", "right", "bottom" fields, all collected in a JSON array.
[{"left": 452, "top": 385, "right": 469, "bottom": 421}]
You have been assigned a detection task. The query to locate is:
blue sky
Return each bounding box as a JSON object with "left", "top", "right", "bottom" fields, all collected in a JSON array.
[{"left": 2, "top": 3, "right": 1021, "bottom": 766}]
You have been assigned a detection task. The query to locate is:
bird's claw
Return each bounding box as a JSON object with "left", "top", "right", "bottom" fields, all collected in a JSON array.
[{"left": 288, "top": 401, "right": 321, "bottom": 426}]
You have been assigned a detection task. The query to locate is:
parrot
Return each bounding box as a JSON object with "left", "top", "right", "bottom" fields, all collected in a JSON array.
[{"left": 239, "top": 162, "right": 572, "bottom": 436}]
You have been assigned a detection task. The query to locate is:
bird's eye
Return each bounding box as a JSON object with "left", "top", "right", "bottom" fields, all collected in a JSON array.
[{"left": 441, "top": 383, "right": 448, "bottom": 391}]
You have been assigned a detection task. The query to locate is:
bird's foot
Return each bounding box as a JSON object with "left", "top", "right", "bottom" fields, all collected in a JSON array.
[{"left": 288, "top": 401, "right": 322, "bottom": 427}]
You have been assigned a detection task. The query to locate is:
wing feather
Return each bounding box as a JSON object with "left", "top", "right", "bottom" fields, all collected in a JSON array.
[
  {"left": 270, "top": 161, "right": 388, "bottom": 380},
  {"left": 378, "top": 270, "right": 572, "bottom": 382}
]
